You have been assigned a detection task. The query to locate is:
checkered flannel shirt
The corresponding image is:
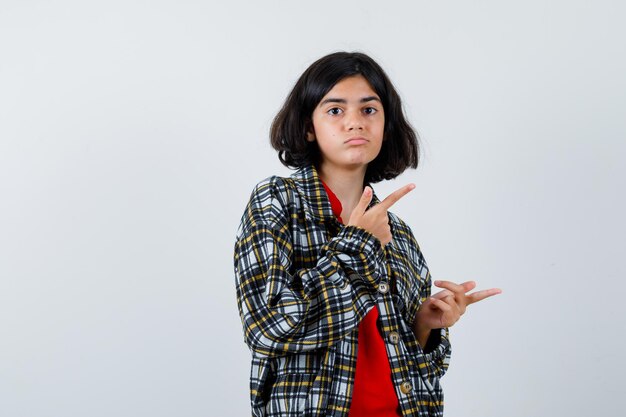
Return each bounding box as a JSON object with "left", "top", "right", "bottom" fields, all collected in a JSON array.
[{"left": 234, "top": 165, "right": 451, "bottom": 417}]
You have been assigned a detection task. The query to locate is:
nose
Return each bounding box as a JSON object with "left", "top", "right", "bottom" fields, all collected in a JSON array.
[{"left": 345, "top": 110, "right": 364, "bottom": 131}]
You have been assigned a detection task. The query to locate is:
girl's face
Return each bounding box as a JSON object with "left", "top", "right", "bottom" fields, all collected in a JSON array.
[{"left": 308, "top": 75, "right": 385, "bottom": 174}]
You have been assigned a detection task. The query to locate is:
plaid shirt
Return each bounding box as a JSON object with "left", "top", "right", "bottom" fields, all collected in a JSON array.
[{"left": 234, "top": 165, "right": 451, "bottom": 417}]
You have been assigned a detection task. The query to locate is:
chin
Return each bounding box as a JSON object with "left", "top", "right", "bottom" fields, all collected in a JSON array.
[
  {"left": 344, "top": 158, "right": 369, "bottom": 167},
  {"left": 346, "top": 152, "right": 375, "bottom": 164},
  {"left": 348, "top": 155, "right": 377, "bottom": 166}
]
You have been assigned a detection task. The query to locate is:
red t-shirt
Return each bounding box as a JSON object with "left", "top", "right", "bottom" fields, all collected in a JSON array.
[{"left": 321, "top": 181, "right": 402, "bottom": 417}]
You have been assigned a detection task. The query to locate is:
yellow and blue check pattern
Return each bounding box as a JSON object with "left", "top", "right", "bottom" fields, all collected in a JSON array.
[{"left": 234, "top": 165, "right": 451, "bottom": 416}]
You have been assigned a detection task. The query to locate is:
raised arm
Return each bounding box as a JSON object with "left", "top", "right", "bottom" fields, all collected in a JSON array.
[{"left": 234, "top": 179, "right": 386, "bottom": 357}]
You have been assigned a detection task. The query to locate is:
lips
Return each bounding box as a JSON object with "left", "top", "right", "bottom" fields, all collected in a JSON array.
[{"left": 345, "top": 137, "right": 369, "bottom": 145}]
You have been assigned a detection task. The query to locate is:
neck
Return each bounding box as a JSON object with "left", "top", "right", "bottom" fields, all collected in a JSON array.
[{"left": 317, "top": 163, "right": 367, "bottom": 221}]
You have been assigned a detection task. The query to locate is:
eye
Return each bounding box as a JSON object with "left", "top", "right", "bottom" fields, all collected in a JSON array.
[
  {"left": 363, "top": 107, "right": 378, "bottom": 115},
  {"left": 327, "top": 107, "right": 343, "bottom": 116}
]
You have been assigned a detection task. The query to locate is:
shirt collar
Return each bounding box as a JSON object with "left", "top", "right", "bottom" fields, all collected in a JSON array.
[
  {"left": 290, "top": 165, "right": 380, "bottom": 222},
  {"left": 290, "top": 165, "right": 335, "bottom": 221}
]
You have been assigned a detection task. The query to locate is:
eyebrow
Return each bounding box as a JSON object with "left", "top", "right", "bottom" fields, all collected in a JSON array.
[{"left": 319, "top": 96, "right": 381, "bottom": 106}]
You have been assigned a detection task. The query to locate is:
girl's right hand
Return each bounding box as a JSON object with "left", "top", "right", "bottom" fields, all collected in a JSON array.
[{"left": 347, "top": 184, "right": 415, "bottom": 246}]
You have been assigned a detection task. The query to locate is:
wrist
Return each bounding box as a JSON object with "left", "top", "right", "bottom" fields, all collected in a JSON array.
[
  {"left": 413, "top": 314, "right": 433, "bottom": 347},
  {"left": 416, "top": 327, "right": 431, "bottom": 347}
]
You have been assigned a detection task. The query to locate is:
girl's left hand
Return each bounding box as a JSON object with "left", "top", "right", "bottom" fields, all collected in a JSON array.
[{"left": 413, "top": 280, "right": 502, "bottom": 345}]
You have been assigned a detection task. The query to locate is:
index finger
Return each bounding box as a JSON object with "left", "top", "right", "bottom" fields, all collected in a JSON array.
[
  {"left": 378, "top": 183, "right": 416, "bottom": 211},
  {"left": 353, "top": 186, "right": 373, "bottom": 217},
  {"left": 466, "top": 288, "right": 502, "bottom": 306}
]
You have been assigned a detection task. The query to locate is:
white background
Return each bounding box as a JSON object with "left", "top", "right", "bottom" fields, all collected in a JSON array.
[{"left": 1, "top": 1, "right": 625, "bottom": 416}]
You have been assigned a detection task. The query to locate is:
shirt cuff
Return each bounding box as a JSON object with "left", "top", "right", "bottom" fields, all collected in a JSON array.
[{"left": 322, "top": 225, "right": 386, "bottom": 285}]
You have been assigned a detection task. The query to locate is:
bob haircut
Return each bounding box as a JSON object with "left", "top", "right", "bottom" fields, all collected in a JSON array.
[{"left": 270, "top": 51, "right": 420, "bottom": 184}]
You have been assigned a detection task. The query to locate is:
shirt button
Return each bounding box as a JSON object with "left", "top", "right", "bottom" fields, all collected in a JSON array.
[
  {"left": 388, "top": 331, "right": 400, "bottom": 345},
  {"left": 378, "top": 282, "right": 389, "bottom": 294},
  {"left": 400, "top": 381, "right": 413, "bottom": 394}
]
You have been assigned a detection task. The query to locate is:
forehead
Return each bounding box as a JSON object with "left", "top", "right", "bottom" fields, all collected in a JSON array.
[{"left": 320, "top": 75, "right": 379, "bottom": 101}]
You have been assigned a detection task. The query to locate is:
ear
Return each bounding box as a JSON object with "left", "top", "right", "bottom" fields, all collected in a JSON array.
[{"left": 306, "top": 131, "right": 315, "bottom": 142}]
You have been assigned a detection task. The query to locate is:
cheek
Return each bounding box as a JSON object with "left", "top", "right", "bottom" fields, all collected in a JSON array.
[
  {"left": 375, "top": 123, "right": 385, "bottom": 143},
  {"left": 316, "top": 124, "right": 339, "bottom": 143}
]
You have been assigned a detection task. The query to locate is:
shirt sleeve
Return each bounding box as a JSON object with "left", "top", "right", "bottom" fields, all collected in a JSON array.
[
  {"left": 397, "top": 218, "right": 452, "bottom": 380},
  {"left": 234, "top": 178, "right": 386, "bottom": 357}
]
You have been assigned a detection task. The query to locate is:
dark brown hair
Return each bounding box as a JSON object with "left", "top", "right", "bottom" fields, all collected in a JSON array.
[{"left": 270, "top": 51, "right": 420, "bottom": 183}]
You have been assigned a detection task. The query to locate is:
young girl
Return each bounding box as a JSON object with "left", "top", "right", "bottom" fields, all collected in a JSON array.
[{"left": 234, "top": 52, "right": 500, "bottom": 417}]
